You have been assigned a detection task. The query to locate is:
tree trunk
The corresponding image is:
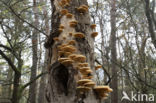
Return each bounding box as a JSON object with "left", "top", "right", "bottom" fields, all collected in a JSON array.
[
  {"left": 110, "top": 0, "right": 118, "bottom": 103},
  {"left": 28, "top": 0, "right": 38, "bottom": 103},
  {"left": 38, "top": 0, "right": 49, "bottom": 102},
  {"left": 44, "top": 0, "right": 101, "bottom": 103}
]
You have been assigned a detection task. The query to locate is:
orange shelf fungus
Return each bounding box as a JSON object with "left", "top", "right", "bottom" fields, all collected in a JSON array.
[
  {"left": 73, "top": 54, "right": 86, "bottom": 62},
  {"left": 64, "top": 52, "right": 72, "bottom": 57},
  {"left": 58, "top": 28, "right": 63, "bottom": 33},
  {"left": 93, "top": 86, "right": 113, "bottom": 99},
  {"left": 68, "top": 54, "right": 77, "bottom": 60},
  {"left": 66, "top": 13, "right": 73, "bottom": 18},
  {"left": 61, "top": 9, "right": 68, "bottom": 15},
  {"left": 69, "top": 20, "right": 78, "bottom": 27},
  {"left": 53, "top": 37, "right": 59, "bottom": 41},
  {"left": 59, "top": 24, "right": 65, "bottom": 29},
  {"left": 93, "top": 86, "right": 113, "bottom": 93},
  {"left": 68, "top": 40, "right": 76, "bottom": 45},
  {"left": 77, "top": 5, "right": 89, "bottom": 13},
  {"left": 91, "top": 32, "right": 98, "bottom": 38},
  {"left": 77, "top": 79, "right": 92, "bottom": 85},
  {"left": 61, "top": 59, "right": 74, "bottom": 65},
  {"left": 78, "top": 63, "right": 89, "bottom": 67},
  {"left": 61, "top": 45, "right": 77, "bottom": 53},
  {"left": 77, "top": 86, "right": 91, "bottom": 92},
  {"left": 90, "top": 24, "right": 96, "bottom": 29},
  {"left": 58, "top": 58, "right": 70, "bottom": 62},
  {"left": 74, "top": 32, "right": 85, "bottom": 38},
  {"left": 95, "top": 65, "right": 102, "bottom": 70},
  {"left": 69, "top": 32, "right": 73, "bottom": 36},
  {"left": 84, "top": 81, "right": 95, "bottom": 87},
  {"left": 63, "top": 36, "right": 66, "bottom": 40}
]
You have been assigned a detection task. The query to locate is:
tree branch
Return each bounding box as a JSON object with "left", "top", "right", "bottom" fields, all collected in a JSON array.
[{"left": 0, "top": 49, "right": 19, "bottom": 74}]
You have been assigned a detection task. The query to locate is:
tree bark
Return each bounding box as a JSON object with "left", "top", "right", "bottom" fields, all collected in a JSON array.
[
  {"left": 28, "top": 0, "right": 39, "bottom": 103},
  {"left": 44, "top": 0, "right": 101, "bottom": 103},
  {"left": 110, "top": 0, "right": 118, "bottom": 103}
]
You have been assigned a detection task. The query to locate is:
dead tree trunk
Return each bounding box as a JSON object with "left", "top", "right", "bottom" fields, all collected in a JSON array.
[{"left": 44, "top": 0, "right": 113, "bottom": 103}]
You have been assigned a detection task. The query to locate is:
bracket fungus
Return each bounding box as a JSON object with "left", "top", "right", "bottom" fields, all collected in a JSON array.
[
  {"left": 61, "top": 45, "right": 77, "bottom": 53},
  {"left": 77, "top": 86, "right": 91, "bottom": 92},
  {"left": 69, "top": 21, "right": 78, "bottom": 27},
  {"left": 77, "top": 63, "right": 89, "bottom": 67},
  {"left": 74, "top": 32, "right": 85, "bottom": 38},
  {"left": 58, "top": 28, "right": 63, "bottom": 33},
  {"left": 53, "top": 37, "right": 59, "bottom": 41},
  {"left": 59, "top": 24, "right": 65, "bottom": 29},
  {"left": 58, "top": 58, "right": 70, "bottom": 62},
  {"left": 64, "top": 52, "right": 72, "bottom": 57},
  {"left": 66, "top": 13, "right": 73, "bottom": 18},
  {"left": 67, "top": 40, "right": 76, "bottom": 45},
  {"left": 77, "top": 79, "right": 92, "bottom": 86},
  {"left": 90, "top": 24, "right": 96, "bottom": 29},
  {"left": 68, "top": 54, "right": 77, "bottom": 60},
  {"left": 61, "top": 59, "right": 74, "bottom": 65},
  {"left": 77, "top": 5, "right": 89, "bottom": 13},
  {"left": 69, "top": 32, "right": 73, "bottom": 36},
  {"left": 84, "top": 81, "right": 95, "bottom": 87},
  {"left": 73, "top": 54, "right": 86, "bottom": 62},
  {"left": 91, "top": 32, "right": 98, "bottom": 38},
  {"left": 95, "top": 65, "right": 102, "bottom": 70},
  {"left": 61, "top": 9, "right": 68, "bottom": 15}
]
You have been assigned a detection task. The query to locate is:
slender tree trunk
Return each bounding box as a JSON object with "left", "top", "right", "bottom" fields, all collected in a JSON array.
[
  {"left": 28, "top": 0, "right": 39, "bottom": 103},
  {"left": 44, "top": 0, "right": 101, "bottom": 103},
  {"left": 110, "top": 0, "right": 118, "bottom": 103},
  {"left": 38, "top": 0, "right": 49, "bottom": 102}
]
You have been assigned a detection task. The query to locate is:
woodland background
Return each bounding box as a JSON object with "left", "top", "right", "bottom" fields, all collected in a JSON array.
[{"left": 0, "top": 0, "right": 156, "bottom": 103}]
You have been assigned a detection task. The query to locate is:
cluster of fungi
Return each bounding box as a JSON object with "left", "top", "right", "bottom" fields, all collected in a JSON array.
[{"left": 53, "top": 0, "right": 113, "bottom": 100}]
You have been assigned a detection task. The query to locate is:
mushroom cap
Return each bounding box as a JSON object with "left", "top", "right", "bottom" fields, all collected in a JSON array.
[
  {"left": 61, "top": 45, "right": 76, "bottom": 52},
  {"left": 61, "top": 9, "right": 68, "bottom": 15},
  {"left": 68, "top": 54, "right": 77, "bottom": 59},
  {"left": 84, "top": 81, "right": 95, "bottom": 87},
  {"left": 77, "top": 86, "right": 91, "bottom": 92},
  {"left": 77, "top": 7, "right": 88, "bottom": 13},
  {"left": 73, "top": 54, "right": 86, "bottom": 62},
  {"left": 59, "top": 25, "right": 65, "bottom": 29},
  {"left": 58, "top": 28, "right": 63, "bottom": 33},
  {"left": 68, "top": 40, "right": 76, "bottom": 45},
  {"left": 93, "top": 86, "right": 110, "bottom": 92},
  {"left": 79, "top": 67, "right": 90, "bottom": 71},
  {"left": 91, "top": 32, "right": 98, "bottom": 37},
  {"left": 77, "top": 79, "right": 92, "bottom": 85},
  {"left": 107, "top": 88, "right": 113, "bottom": 92},
  {"left": 58, "top": 58, "right": 70, "bottom": 62},
  {"left": 81, "top": 5, "right": 89, "bottom": 10},
  {"left": 95, "top": 65, "right": 102, "bottom": 70},
  {"left": 78, "top": 63, "right": 89, "bottom": 67},
  {"left": 69, "top": 21, "right": 78, "bottom": 27},
  {"left": 66, "top": 13, "right": 73, "bottom": 18},
  {"left": 53, "top": 37, "right": 59, "bottom": 41},
  {"left": 61, "top": 59, "right": 74, "bottom": 65},
  {"left": 74, "top": 32, "right": 85, "bottom": 38},
  {"left": 64, "top": 52, "right": 72, "bottom": 57},
  {"left": 90, "top": 24, "right": 96, "bottom": 29}
]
